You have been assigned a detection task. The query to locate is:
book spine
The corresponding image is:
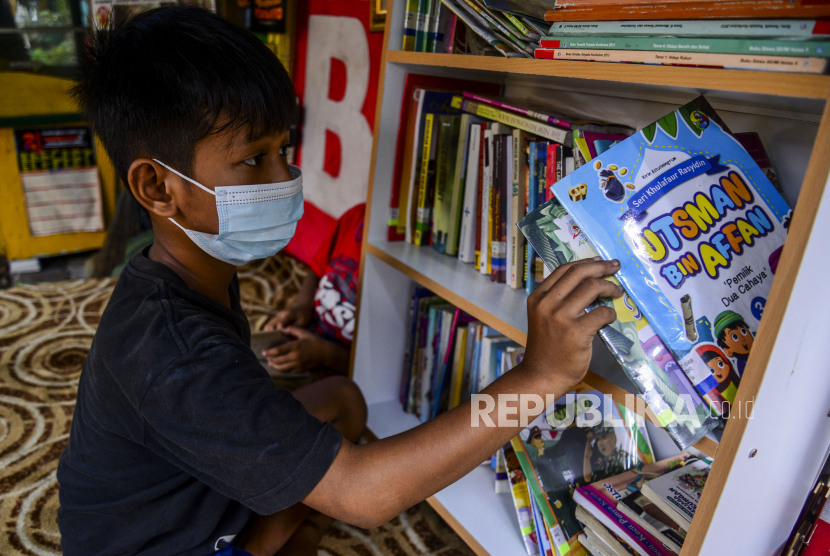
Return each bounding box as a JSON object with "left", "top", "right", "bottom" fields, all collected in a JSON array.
[
  {"left": 505, "top": 12, "right": 540, "bottom": 41},
  {"left": 541, "top": 36, "right": 830, "bottom": 57},
  {"left": 415, "top": 114, "right": 435, "bottom": 246},
  {"left": 490, "top": 134, "right": 502, "bottom": 282},
  {"left": 510, "top": 438, "right": 572, "bottom": 556},
  {"left": 481, "top": 129, "right": 493, "bottom": 275},
  {"left": 432, "top": 115, "right": 459, "bottom": 254},
  {"left": 536, "top": 142, "right": 548, "bottom": 208},
  {"left": 534, "top": 48, "right": 828, "bottom": 72},
  {"left": 499, "top": 135, "right": 510, "bottom": 283},
  {"left": 547, "top": 18, "right": 830, "bottom": 38},
  {"left": 462, "top": 92, "right": 572, "bottom": 132},
  {"left": 453, "top": 96, "right": 569, "bottom": 144},
  {"left": 526, "top": 141, "right": 538, "bottom": 296},
  {"left": 510, "top": 130, "right": 527, "bottom": 289},
  {"left": 414, "top": 0, "right": 431, "bottom": 51},
  {"left": 544, "top": 1, "right": 830, "bottom": 22},
  {"left": 426, "top": 0, "right": 441, "bottom": 53},
  {"left": 405, "top": 90, "right": 426, "bottom": 244},
  {"left": 474, "top": 124, "right": 486, "bottom": 269},
  {"left": 446, "top": 115, "right": 469, "bottom": 256},
  {"left": 458, "top": 124, "right": 480, "bottom": 263},
  {"left": 503, "top": 443, "right": 542, "bottom": 556},
  {"left": 402, "top": 0, "right": 421, "bottom": 51}
]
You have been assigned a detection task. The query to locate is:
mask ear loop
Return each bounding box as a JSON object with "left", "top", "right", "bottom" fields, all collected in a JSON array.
[
  {"left": 152, "top": 159, "right": 217, "bottom": 196},
  {"left": 152, "top": 159, "right": 221, "bottom": 237}
]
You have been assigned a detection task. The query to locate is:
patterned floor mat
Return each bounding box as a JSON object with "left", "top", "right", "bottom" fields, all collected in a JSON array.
[{"left": 0, "top": 255, "right": 475, "bottom": 556}]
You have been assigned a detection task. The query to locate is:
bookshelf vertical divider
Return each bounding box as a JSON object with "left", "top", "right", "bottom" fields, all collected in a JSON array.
[{"left": 350, "top": 0, "right": 830, "bottom": 553}]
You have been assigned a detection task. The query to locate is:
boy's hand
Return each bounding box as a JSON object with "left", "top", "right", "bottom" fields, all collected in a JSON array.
[
  {"left": 263, "top": 304, "right": 315, "bottom": 331},
  {"left": 521, "top": 258, "right": 622, "bottom": 391},
  {"left": 263, "top": 326, "right": 330, "bottom": 373}
]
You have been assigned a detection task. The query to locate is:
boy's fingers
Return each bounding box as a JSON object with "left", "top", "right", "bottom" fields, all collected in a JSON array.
[
  {"left": 580, "top": 305, "right": 618, "bottom": 334},
  {"left": 540, "top": 259, "right": 620, "bottom": 303},
  {"left": 532, "top": 259, "right": 590, "bottom": 294},
  {"left": 561, "top": 278, "right": 624, "bottom": 317}
]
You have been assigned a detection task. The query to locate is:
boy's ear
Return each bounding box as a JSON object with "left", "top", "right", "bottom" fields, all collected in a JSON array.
[{"left": 128, "top": 159, "right": 179, "bottom": 218}]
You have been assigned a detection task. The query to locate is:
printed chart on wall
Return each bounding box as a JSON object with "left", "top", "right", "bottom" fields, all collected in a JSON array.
[{"left": 14, "top": 127, "right": 105, "bottom": 237}]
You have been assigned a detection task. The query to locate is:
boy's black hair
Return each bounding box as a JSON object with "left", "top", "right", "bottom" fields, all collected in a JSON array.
[{"left": 73, "top": 6, "right": 295, "bottom": 183}]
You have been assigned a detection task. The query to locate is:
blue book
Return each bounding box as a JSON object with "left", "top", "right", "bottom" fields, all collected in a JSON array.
[
  {"left": 526, "top": 142, "right": 539, "bottom": 296},
  {"left": 552, "top": 97, "right": 791, "bottom": 415}
]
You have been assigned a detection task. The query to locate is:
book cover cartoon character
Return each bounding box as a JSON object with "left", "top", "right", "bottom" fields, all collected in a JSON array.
[
  {"left": 511, "top": 385, "right": 654, "bottom": 556},
  {"left": 552, "top": 97, "right": 791, "bottom": 416},
  {"left": 518, "top": 198, "right": 719, "bottom": 448}
]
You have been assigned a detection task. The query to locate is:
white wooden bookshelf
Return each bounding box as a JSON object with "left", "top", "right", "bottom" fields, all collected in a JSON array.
[{"left": 350, "top": 2, "right": 830, "bottom": 554}]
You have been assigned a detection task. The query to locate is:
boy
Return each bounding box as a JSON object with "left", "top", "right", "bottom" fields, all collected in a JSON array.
[
  {"left": 261, "top": 203, "right": 365, "bottom": 376},
  {"left": 57, "top": 7, "right": 623, "bottom": 556}
]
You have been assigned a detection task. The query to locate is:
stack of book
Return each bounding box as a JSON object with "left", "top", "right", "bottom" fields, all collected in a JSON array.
[
  {"left": 402, "top": 0, "right": 546, "bottom": 57},
  {"left": 571, "top": 453, "right": 712, "bottom": 556},
  {"left": 536, "top": 18, "right": 830, "bottom": 73}
]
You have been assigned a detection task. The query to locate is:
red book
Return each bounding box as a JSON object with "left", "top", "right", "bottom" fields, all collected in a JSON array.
[
  {"left": 388, "top": 75, "right": 501, "bottom": 241},
  {"left": 545, "top": 143, "right": 558, "bottom": 202}
]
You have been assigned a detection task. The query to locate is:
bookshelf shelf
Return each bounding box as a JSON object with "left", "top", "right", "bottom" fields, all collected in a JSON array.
[
  {"left": 363, "top": 244, "right": 720, "bottom": 458},
  {"left": 352, "top": 1, "right": 830, "bottom": 554},
  {"left": 387, "top": 50, "right": 830, "bottom": 100}
]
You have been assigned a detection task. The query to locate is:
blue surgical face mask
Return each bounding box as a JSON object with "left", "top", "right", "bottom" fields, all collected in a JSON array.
[{"left": 154, "top": 159, "right": 303, "bottom": 267}]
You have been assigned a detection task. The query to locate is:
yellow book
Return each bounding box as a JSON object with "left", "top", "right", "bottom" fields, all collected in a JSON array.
[{"left": 449, "top": 327, "right": 467, "bottom": 409}]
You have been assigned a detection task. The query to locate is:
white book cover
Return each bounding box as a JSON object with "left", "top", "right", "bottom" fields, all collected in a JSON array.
[
  {"left": 480, "top": 128, "right": 493, "bottom": 274},
  {"left": 405, "top": 89, "right": 426, "bottom": 244},
  {"left": 641, "top": 458, "right": 711, "bottom": 530},
  {"left": 458, "top": 123, "right": 481, "bottom": 263}
]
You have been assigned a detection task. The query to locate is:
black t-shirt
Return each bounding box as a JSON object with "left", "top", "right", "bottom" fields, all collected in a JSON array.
[{"left": 57, "top": 249, "right": 343, "bottom": 556}]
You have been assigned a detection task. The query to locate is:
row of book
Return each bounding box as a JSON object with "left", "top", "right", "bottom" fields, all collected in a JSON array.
[
  {"left": 390, "top": 74, "right": 790, "bottom": 448},
  {"left": 535, "top": 18, "right": 830, "bottom": 73},
  {"left": 402, "top": 0, "right": 547, "bottom": 57},
  {"left": 397, "top": 296, "right": 713, "bottom": 556},
  {"left": 399, "top": 0, "right": 830, "bottom": 72},
  {"left": 399, "top": 288, "right": 523, "bottom": 420}
]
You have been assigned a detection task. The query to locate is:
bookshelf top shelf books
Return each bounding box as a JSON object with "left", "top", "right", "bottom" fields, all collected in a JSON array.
[{"left": 387, "top": 50, "right": 830, "bottom": 100}]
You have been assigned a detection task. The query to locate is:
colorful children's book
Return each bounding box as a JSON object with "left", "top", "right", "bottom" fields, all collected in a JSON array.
[
  {"left": 585, "top": 452, "right": 696, "bottom": 553},
  {"left": 640, "top": 457, "right": 712, "bottom": 530},
  {"left": 504, "top": 443, "right": 541, "bottom": 555},
  {"left": 541, "top": 36, "right": 830, "bottom": 58},
  {"left": 518, "top": 198, "right": 719, "bottom": 449},
  {"left": 496, "top": 447, "right": 511, "bottom": 494},
  {"left": 552, "top": 96, "right": 791, "bottom": 416},
  {"left": 573, "top": 487, "right": 673, "bottom": 556},
  {"left": 546, "top": 19, "right": 830, "bottom": 39},
  {"left": 511, "top": 384, "right": 654, "bottom": 556}
]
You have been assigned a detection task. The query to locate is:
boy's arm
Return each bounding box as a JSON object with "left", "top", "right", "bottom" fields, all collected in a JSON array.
[{"left": 302, "top": 258, "right": 622, "bottom": 528}]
